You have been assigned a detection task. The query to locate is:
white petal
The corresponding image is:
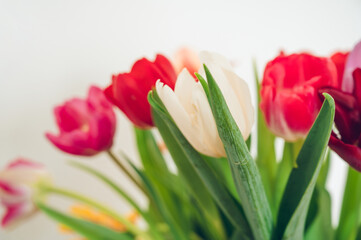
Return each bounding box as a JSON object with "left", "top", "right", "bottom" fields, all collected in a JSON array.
[
  {"left": 192, "top": 84, "right": 225, "bottom": 157},
  {"left": 156, "top": 80, "right": 210, "bottom": 155},
  {"left": 222, "top": 69, "right": 254, "bottom": 139}
]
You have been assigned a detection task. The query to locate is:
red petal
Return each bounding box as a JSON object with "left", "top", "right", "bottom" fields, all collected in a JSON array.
[
  {"left": 154, "top": 54, "right": 177, "bottom": 89},
  {"left": 330, "top": 52, "right": 349, "bottom": 88},
  {"left": 329, "top": 135, "right": 361, "bottom": 172}
]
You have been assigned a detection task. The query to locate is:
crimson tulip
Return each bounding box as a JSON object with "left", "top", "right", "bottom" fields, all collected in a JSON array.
[
  {"left": 321, "top": 68, "right": 361, "bottom": 171},
  {"left": 0, "top": 158, "right": 49, "bottom": 227},
  {"left": 319, "top": 41, "right": 361, "bottom": 171},
  {"left": 46, "top": 86, "right": 116, "bottom": 156},
  {"left": 260, "top": 52, "right": 338, "bottom": 141},
  {"left": 104, "top": 54, "right": 177, "bottom": 128}
]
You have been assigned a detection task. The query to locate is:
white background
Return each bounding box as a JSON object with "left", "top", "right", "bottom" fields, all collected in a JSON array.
[{"left": 1, "top": 0, "right": 361, "bottom": 239}]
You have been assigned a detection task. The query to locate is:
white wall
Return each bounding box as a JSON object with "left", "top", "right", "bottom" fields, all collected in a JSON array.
[{"left": 1, "top": 0, "right": 360, "bottom": 239}]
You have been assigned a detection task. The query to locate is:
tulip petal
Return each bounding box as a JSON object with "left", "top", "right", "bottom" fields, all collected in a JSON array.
[
  {"left": 192, "top": 84, "right": 225, "bottom": 157},
  {"left": 111, "top": 73, "right": 153, "bottom": 128},
  {"left": 1, "top": 203, "right": 34, "bottom": 228},
  {"left": 154, "top": 54, "right": 177, "bottom": 89},
  {"left": 343, "top": 41, "right": 361, "bottom": 93},
  {"left": 156, "top": 81, "right": 211, "bottom": 156},
  {"left": 199, "top": 51, "right": 253, "bottom": 139},
  {"left": 331, "top": 52, "right": 349, "bottom": 88},
  {"left": 46, "top": 131, "right": 97, "bottom": 156},
  {"left": 87, "top": 86, "right": 113, "bottom": 111},
  {"left": 173, "top": 47, "right": 201, "bottom": 78},
  {"left": 329, "top": 134, "right": 361, "bottom": 172},
  {"left": 353, "top": 68, "right": 361, "bottom": 110}
]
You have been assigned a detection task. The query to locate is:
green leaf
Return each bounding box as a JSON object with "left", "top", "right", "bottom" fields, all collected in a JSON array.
[
  {"left": 274, "top": 140, "right": 303, "bottom": 218},
  {"left": 356, "top": 224, "right": 361, "bottom": 240},
  {"left": 69, "top": 161, "right": 143, "bottom": 215},
  {"left": 149, "top": 90, "right": 252, "bottom": 238},
  {"left": 124, "top": 152, "right": 188, "bottom": 240},
  {"left": 203, "top": 64, "right": 273, "bottom": 240},
  {"left": 37, "top": 202, "right": 133, "bottom": 240},
  {"left": 304, "top": 187, "right": 333, "bottom": 240},
  {"left": 336, "top": 167, "right": 361, "bottom": 240},
  {"left": 253, "top": 61, "right": 277, "bottom": 216},
  {"left": 274, "top": 93, "right": 335, "bottom": 240}
]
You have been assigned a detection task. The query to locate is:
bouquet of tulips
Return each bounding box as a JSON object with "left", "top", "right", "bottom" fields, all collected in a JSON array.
[{"left": 1, "top": 41, "right": 361, "bottom": 240}]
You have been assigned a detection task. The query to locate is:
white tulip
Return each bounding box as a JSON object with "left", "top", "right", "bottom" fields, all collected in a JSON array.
[{"left": 156, "top": 51, "right": 254, "bottom": 157}]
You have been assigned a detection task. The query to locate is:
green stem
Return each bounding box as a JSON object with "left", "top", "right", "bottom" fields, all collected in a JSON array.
[
  {"left": 40, "top": 185, "right": 150, "bottom": 240},
  {"left": 106, "top": 150, "right": 147, "bottom": 195},
  {"left": 336, "top": 167, "right": 361, "bottom": 240},
  {"left": 274, "top": 140, "right": 304, "bottom": 215}
]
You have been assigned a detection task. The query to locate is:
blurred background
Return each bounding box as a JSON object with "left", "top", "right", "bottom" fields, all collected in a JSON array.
[{"left": 1, "top": 0, "right": 360, "bottom": 239}]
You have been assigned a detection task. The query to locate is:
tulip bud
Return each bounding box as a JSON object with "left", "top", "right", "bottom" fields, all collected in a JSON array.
[
  {"left": 0, "top": 158, "right": 49, "bottom": 228},
  {"left": 46, "top": 86, "right": 116, "bottom": 156},
  {"left": 260, "top": 52, "right": 338, "bottom": 142},
  {"left": 156, "top": 51, "right": 254, "bottom": 157},
  {"left": 104, "top": 54, "right": 177, "bottom": 128}
]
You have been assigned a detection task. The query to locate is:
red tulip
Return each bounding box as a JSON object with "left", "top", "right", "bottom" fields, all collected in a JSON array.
[
  {"left": 321, "top": 68, "right": 361, "bottom": 171},
  {"left": 0, "top": 158, "right": 49, "bottom": 228},
  {"left": 104, "top": 54, "right": 176, "bottom": 128},
  {"left": 46, "top": 86, "right": 116, "bottom": 156},
  {"left": 260, "top": 52, "right": 338, "bottom": 141}
]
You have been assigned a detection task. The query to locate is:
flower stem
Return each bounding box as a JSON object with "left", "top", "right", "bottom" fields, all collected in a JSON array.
[
  {"left": 40, "top": 185, "right": 150, "bottom": 240},
  {"left": 106, "top": 150, "right": 147, "bottom": 196}
]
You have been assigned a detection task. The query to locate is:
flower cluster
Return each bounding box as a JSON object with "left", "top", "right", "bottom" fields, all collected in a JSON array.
[{"left": 2, "top": 41, "right": 361, "bottom": 240}]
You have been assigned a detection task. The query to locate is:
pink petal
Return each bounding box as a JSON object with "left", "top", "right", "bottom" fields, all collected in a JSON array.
[
  {"left": 87, "top": 86, "right": 113, "bottom": 110},
  {"left": 342, "top": 40, "right": 361, "bottom": 93},
  {"left": 1, "top": 203, "right": 34, "bottom": 228},
  {"left": 46, "top": 131, "right": 97, "bottom": 156},
  {"left": 6, "top": 159, "right": 43, "bottom": 170},
  {"left": 0, "top": 180, "right": 24, "bottom": 196}
]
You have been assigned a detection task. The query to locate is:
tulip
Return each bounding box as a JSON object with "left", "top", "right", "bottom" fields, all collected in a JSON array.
[
  {"left": 172, "top": 47, "right": 201, "bottom": 78},
  {"left": 260, "top": 52, "right": 338, "bottom": 142},
  {"left": 319, "top": 40, "right": 361, "bottom": 171},
  {"left": 0, "top": 158, "right": 49, "bottom": 228},
  {"left": 156, "top": 51, "right": 254, "bottom": 158},
  {"left": 46, "top": 86, "right": 116, "bottom": 156},
  {"left": 104, "top": 54, "right": 177, "bottom": 128},
  {"left": 320, "top": 68, "right": 361, "bottom": 171}
]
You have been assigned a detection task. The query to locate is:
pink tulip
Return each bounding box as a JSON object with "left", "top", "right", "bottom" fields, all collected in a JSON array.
[
  {"left": 0, "top": 158, "right": 49, "bottom": 228},
  {"left": 46, "top": 86, "right": 116, "bottom": 156}
]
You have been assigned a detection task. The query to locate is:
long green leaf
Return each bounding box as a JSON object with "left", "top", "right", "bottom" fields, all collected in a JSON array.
[
  {"left": 122, "top": 153, "right": 188, "bottom": 240},
  {"left": 135, "top": 128, "right": 192, "bottom": 237},
  {"left": 304, "top": 187, "right": 333, "bottom": 240},
  {"left": 203, "top": 64, "right": 273, "bottom": 240},
  {"left": 149, "top": 91, "right": 252, "bottom": 238},
  {"left": 253, "top": 61, "right": 277, "bottom": 217},
  {"left": 336, "top": 167, "right": 361, "bottom": 240},
  {"left": 274, "top": 93, "right": 335, "bottom": 240},
  {"left": 69, "top": 161, "right": 143, "bottom": 215},
  {"left": 37, "top": 203, "right": 133, "bottom": 240}
]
